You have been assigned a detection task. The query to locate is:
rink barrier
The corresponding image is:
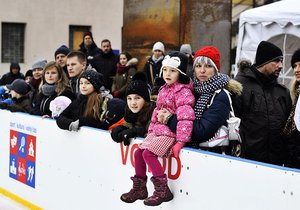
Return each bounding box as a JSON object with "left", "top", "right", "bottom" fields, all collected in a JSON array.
[{"left": 1, "top": 109, "right": 300, "bottom": 210}]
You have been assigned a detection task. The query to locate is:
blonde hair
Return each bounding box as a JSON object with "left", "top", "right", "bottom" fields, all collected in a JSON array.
[
  {"left": 41, "top": 61, "right": 70, "bottom": 95},
  {"left": 83, "top": 92, "right": 103, "bottom": 120},
  {"left": 289, "top": 78, "right": 299, "bottom": 103}
]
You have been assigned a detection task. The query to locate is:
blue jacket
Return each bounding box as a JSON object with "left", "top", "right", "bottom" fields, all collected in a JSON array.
[{"left": 168, "top": 89, "right": 230, "bottom": 147}]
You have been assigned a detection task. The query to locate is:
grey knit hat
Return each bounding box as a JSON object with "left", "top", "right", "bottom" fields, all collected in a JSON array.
[
  {"left": 32, "top": 59, "right": 47, "bottom": 70},
  {"left": 180, "top": 44, "right": 192, "bottom": 55}
]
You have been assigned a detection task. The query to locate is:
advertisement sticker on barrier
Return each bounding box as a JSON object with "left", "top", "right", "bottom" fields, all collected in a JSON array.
[{"left": 9, "top": 122, "right": 37, "bottom": 188}]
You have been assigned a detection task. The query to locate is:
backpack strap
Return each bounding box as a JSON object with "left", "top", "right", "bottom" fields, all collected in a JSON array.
[
  {"left": 208, "top": 89, "right": 236, "bottom": 117},
  {"left": 207, "top": 89, "right": 222, "bottom": 108}
]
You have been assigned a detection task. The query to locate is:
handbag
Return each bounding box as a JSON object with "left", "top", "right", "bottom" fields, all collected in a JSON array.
[
  {"left": 223, "top": 90, "right": 241, "bottom": 142},
  {"left": 199, "top": 89, "right": 242, "bottom": 156}
]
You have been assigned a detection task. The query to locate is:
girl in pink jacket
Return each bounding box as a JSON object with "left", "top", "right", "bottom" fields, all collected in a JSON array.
[{"left": 120, "top": 51, "right": 195, "bottom": 206}]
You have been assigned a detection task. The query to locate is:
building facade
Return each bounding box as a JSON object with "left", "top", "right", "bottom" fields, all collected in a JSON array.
[{"left": 0, "top": 0, "right": 123, "bottom": 76}]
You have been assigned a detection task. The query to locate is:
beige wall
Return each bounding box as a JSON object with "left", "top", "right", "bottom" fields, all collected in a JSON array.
[{"left": 0, "top": 0, "right": 123, "bottom": 76}]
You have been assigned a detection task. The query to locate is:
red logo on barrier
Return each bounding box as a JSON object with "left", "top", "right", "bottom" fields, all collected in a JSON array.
[
  {"left": 120, "top": 143, "right": 181, "bottom": 180},
  {"left": 17, "top": 157, "right": 26, "bottom": 184},
  {"left": 10, "top": 130, "right": 18, "bottom": 155}
]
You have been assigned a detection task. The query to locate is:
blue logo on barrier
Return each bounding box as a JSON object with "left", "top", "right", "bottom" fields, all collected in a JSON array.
[{"left": 9, "top": 130, "right": 36, "bottom": 188}]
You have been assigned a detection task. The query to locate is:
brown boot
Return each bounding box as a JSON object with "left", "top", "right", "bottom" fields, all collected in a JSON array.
[
  {"left": 120, "top": 176, "right": 148, "bottom": 203},
  {"left": 144, "top": 175, "right": 173, "bottom": 206}
]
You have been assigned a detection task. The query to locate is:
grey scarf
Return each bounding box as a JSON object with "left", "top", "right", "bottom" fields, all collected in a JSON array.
[{"left": 42, "top": 84, "right": 56, "bottom": 96}]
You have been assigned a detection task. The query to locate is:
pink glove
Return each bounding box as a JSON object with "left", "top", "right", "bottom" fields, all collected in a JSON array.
[{"left": 172, "top": 142, "right": 185, "bottom": 158}]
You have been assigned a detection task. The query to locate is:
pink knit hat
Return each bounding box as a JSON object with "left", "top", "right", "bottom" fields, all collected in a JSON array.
[{"left": 194, "top": 46, "right": 221, "bottom": 71}]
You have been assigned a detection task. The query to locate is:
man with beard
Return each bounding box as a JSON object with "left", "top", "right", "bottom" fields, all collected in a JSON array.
[
  {"left": 91, "top": 39, "right": 118, "bottom": 92},
  {"left": 234, "top": 41, "right": 292, "bottom": 166},
  {"left": 79, "top": 31, "right": 101, "bottom": 65}
]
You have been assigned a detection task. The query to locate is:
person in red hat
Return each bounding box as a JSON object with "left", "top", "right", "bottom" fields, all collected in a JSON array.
[
  {"left": 160, "top": 46, "right": 242, "bottom": 154},
  {"left": 79, "top": 31, "right": 101, "bottom": 64}
]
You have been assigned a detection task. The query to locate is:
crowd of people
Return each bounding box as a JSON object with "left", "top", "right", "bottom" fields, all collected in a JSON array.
[{"left": 0, "top": 31, "right": 300, "bottom": 206}]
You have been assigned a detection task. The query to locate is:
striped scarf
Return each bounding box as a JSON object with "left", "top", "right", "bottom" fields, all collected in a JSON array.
[{"left": 193, "top": 73, "right": 229, "bottom": 119}]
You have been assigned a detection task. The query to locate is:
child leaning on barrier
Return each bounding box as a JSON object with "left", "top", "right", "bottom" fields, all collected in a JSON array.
[
  {"left": 56, "top": 70, "right": 124, "bottom": 131},
  {"left": 111, "top": 72, "right": 153, "bottom": 146},
  {"left": 0, "top": 79, "right": 32, "bottom": 113},
  {"left": 120, "top": 51, "right": 195, "bottom": 206}
]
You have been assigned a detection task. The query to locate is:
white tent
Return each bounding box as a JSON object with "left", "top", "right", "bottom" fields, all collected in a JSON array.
[{"left": 235, "top": 0, "right": 300, "bottom": 85}]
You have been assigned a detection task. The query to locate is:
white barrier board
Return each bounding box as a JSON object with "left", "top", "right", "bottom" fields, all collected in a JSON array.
[{"left": 0, "top": 110, "right": 300, "bottom": 210}]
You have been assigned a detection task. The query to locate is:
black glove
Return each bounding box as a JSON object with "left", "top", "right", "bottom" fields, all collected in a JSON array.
[
  {"left": 118, "top": 129, "right": 136, "bottom": 146},
  {"left": 111, "top": 125, "right": 127, "bottom": 143}
]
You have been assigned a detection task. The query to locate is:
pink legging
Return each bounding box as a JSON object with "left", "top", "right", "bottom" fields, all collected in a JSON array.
[{"left": 134, "top": 148, "right": 164, "bottom": 178}]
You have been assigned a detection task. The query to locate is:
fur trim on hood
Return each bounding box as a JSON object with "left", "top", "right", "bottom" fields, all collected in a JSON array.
[
  {"left": 237, "top": 59, "right": 252, "bottom": 73},
  {"left": 225, "top": 78, "right": 243, "bottom": 96},
  {"left": 126, "top": 58, "right": 138, "bottom": 67}
]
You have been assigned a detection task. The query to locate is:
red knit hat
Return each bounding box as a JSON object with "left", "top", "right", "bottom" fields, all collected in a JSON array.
[
  {"left": 194, "top": 46, "right": 221, "bottom": 71},
  {"left": 83, "top": 31, "right": 93, "bottom": 40}
]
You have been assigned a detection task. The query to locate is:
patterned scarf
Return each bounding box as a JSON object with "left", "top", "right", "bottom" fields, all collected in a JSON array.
[
  {"left": 193, "top": 73, "right": 229, "bottom": 119},
  {"left": 284, "top": 84, "right": 300, "bottom": 135}
]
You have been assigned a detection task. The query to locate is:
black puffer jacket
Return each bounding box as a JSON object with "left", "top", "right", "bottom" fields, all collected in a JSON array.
[
  {"left": 0, "top": 62, "right": 24, "bottom": 85},
  {"left": 287, "top": 130, "right": 300, "bottom": 169},
  {"left": 91, "top": 50, "right": 119, "bottom": 91},
  {"left": 233, "top": 60, "right": 292, "bottom": 165},
  {"left": 79, "top": 42, "right": 101, "bottom": 62}
]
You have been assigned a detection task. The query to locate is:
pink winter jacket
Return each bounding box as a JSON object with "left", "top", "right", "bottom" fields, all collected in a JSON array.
[{"left": 148, "top": 81, "right": 195, "bottom": 143}]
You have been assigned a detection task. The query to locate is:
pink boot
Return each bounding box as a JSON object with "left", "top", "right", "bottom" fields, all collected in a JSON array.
[
  {"left": 120, "top": 176, "right": 148, "bottom": 203},
  {"left": 144, "top": 175, "right": 173, "bottom": 206}
]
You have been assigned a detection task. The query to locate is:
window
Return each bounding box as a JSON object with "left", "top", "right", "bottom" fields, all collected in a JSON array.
[
  {"left": 1, "top": 22, "right": 25, "bottom": 63},
  {"left": 69, "top": 25, "right": 91, "bottom": 51}
]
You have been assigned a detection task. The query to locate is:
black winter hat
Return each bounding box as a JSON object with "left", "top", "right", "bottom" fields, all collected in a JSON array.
[
  {"left": 54, "top": 45, "right": 70, "bottom": 58},
  {"left": 126, "top": 72, "right": 151, "bottom": 102},
  {"left": 254, "top": 41, "right": 283, "bottom": 68},
  {"left": 160, "top": 51, "right": 190, "bottom": 84},
  {"left": 106, "top": 98, "right": 126, "bottom": 124},
  {"left": 25, "top": 69, "right": 33, "bottom": 77},
  {"left": 291, "top": 48, "right": 300, "bottom": 68},
  {"left": 80, "top": 70, "right": 104, "bottom": 92},
  {"left": 6, "top": 79, "right": 31, "bottom": 95}
]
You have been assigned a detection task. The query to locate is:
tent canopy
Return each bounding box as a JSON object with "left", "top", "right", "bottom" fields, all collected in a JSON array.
[
  {"left": 236, "top": 0, "right": 300, "bottom": 63},
  {"left": 235, "top": 0, "right": 300, "bottom": 85}
]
